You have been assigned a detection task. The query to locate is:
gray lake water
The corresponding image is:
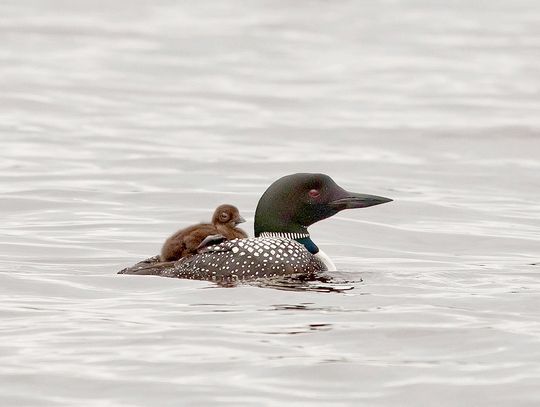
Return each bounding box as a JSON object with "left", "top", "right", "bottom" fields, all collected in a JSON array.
[{"left": 1, "top": 0, "right": 540, "bottom": 406}]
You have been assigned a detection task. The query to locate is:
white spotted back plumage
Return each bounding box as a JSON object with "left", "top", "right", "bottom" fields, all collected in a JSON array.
[{"left": 162, "top": 237, "right": 326, "bottom": 281}]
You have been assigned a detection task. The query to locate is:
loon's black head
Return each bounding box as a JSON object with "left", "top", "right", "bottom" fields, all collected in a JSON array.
[{"left": 254, "top": 173, "right": 392, "bottom": 251}]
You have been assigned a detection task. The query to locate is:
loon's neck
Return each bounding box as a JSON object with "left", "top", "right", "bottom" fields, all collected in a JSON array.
[{"left": 258, "top": 231, "right": 319, "bottom": 254}]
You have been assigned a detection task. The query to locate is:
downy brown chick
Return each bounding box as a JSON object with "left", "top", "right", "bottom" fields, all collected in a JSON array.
[{"left": 160, "top": 204, "right": 247, "bottom": 262}]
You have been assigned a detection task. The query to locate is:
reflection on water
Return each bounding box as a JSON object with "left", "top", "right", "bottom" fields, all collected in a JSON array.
[
  {"left": 1, "top": 0, "right": 540, "bottom": 406},
  {"left": 248, "top": 273, "right": 358, "bottom": 293}
]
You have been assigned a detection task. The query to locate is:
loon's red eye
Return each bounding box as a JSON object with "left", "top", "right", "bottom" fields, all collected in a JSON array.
[{"left": 309, "top": 189, "right": 320, "bottom": 198}]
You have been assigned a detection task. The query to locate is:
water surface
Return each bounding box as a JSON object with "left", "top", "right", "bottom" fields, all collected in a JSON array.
[{"left": 1, "top": 1, "right": 540, "bottom": 406}]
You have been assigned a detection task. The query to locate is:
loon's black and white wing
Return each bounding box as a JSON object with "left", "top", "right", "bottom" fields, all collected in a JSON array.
[
  {"left": 119, "top": 237, "right": 326, "bottom": 281},
  {"left": 117, "top": 255, "right": 176, "bottom": 276}
]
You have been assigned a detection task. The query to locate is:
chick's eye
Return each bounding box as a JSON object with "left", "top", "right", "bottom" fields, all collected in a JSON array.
[{"left": 308, "top": 189, "right": 320, "bottom": 198}]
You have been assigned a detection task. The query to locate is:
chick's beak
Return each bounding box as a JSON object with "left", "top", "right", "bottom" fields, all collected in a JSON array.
[{"left": 235, "top": 216, "right": 246, "bottom": 225}]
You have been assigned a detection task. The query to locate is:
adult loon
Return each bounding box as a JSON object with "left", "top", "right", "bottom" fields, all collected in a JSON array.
[{"left": 118, "top": 173, "right": 392, "bottom": 281}]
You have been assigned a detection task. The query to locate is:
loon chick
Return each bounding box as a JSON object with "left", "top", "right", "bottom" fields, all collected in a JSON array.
[
  {"left": 160, "top": 204, "right": 247, "bottom": 262},
  {"left": 119, "top": 173, "right": 392, "bottom": 280}
]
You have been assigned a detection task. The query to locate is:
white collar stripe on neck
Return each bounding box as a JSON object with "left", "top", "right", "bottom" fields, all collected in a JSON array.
[{"left": 259, "top": 232, "right": 310, "bottom": 240}]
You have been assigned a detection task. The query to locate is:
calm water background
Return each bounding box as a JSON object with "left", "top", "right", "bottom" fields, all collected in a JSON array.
[{"left": 1, "top": 0, "right": 540, "bottom": 406}]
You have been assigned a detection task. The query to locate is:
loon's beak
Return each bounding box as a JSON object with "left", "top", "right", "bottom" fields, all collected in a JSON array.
[
  {"left": 328, "top": 191, "right": 392, "bottom": 210},
  {"left": 235, "top": 216, "right": 246, "bottom": 225}
]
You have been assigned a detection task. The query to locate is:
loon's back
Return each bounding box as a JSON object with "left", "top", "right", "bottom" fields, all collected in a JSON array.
[{"left": 119, "top": 237, "right": 326, "bottom": 282}]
